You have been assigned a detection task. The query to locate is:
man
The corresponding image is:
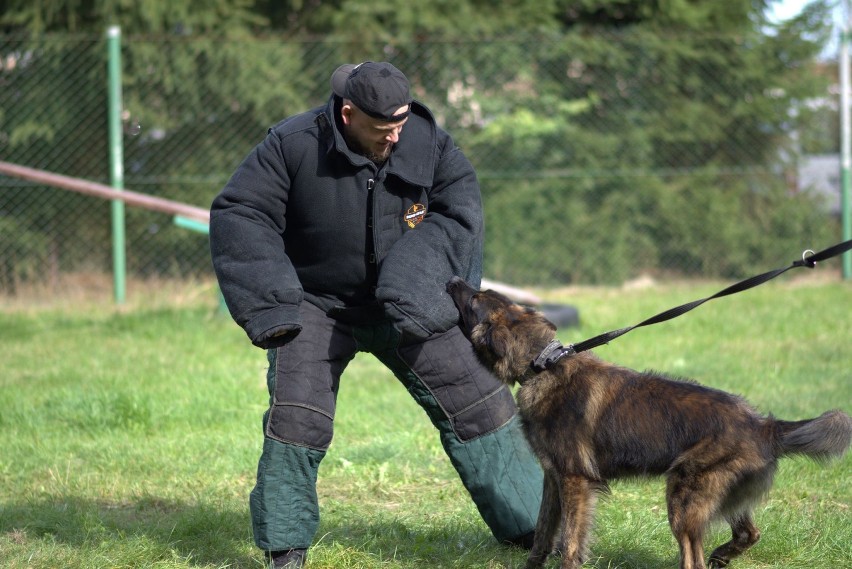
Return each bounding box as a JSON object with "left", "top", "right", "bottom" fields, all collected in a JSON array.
[{"left": 209, "top": 61, "right": 542, "bottom": 568}]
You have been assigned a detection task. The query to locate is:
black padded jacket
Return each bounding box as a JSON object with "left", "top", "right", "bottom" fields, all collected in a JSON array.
[{"left": 209, "top": 95, "right": 484, "bottom": 348}]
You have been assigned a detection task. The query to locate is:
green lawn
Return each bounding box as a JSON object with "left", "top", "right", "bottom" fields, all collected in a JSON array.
[{"left": 1, "top": 276, "right": 849, "bottom": 568}]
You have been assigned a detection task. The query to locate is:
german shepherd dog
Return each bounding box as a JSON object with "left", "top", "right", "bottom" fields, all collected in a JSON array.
[{"left": 446, "top": 277, "right": 851, "bottom": 569}]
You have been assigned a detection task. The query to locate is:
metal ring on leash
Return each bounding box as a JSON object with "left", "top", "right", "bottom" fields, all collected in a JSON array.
[{"left": 802, "top": 249, "right": 816, "bottom": 266}]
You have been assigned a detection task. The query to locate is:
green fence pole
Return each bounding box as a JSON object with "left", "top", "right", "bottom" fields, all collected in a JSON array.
[
  {"left": 843, "top": 5, "right": 852, "bottom": 279},
  {"left": 107, "top": 25, "right": 127, "bottom": 303}
]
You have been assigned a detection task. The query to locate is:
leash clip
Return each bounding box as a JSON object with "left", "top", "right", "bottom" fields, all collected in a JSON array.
[
  {"left": 802, "top": 249, "right": 816, "bottom": 268},
  {"left": 531, "top": 339, "right": 576, "bottom": 372}
]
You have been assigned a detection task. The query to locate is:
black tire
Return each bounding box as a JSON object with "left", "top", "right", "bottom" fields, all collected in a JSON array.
[{"left": 539, "top": 303, "right": 580, "bottom": 329}]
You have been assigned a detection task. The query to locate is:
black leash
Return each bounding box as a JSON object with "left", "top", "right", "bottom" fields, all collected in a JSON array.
[{"left": 531, "top": 239, "right": 852, "bottom": 372}]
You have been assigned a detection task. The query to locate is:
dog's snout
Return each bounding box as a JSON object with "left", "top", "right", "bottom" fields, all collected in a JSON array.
[{"left": 446, "top": 276, "right": 464, "bottom": 293}]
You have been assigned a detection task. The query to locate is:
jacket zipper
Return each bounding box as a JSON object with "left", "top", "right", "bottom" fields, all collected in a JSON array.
[{"left": 367, "top": 178, "right": 378, "bottom": 295}]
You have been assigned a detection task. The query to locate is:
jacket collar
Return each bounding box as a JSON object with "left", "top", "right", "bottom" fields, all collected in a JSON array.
[{"left": 319, "top": 95, "right": 437, "bottom": 188}]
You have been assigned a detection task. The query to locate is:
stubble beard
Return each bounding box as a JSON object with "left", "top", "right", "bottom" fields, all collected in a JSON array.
[{"left": 344, "top": 132, "right": 392, "bottom": 165}]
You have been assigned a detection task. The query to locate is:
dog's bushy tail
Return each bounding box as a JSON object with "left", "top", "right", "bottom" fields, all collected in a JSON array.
[{"left": 776, "top": 410, "right": 852, "bottom": 462}]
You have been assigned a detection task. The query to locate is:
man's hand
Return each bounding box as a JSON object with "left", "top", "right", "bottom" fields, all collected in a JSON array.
[{"left": 253, "top": 325, "right": 302, "bottom": 349}]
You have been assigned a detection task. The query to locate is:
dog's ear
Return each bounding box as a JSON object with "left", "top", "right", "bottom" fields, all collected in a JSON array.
[{"left": 484, "top": 324, "right": 512, "bottom": 359}]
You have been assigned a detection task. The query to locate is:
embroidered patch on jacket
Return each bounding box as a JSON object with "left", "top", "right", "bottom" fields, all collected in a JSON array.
[{"left": 404, "top": 203, "right": 427, "bottom": 228}]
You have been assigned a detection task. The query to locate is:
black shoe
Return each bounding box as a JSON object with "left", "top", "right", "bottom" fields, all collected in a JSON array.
[
  {"left": 503, "top": 530, "right": 535, "bottom": 549},
  {"left": 267, "top": 548, "right": 307, "bottom": 569}
]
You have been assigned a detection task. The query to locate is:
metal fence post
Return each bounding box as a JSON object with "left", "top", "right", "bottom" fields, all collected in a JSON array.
[
  {"left": 107, "top": 25, "right": 127, "bottom": 302},
  {"left": 842, "top": 3, "right": 852, "bottom": 279}
]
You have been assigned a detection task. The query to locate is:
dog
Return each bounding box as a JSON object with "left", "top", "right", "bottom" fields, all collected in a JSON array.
[{"left": 446, "top": 276, "right": 851, "bottom": 569}]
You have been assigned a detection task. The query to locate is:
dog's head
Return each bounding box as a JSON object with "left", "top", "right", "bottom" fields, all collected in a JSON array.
[{"left": 446, "top": 276, "right": 557, "bottom": 385}]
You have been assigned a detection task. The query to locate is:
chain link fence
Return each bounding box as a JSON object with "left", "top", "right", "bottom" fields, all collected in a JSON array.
[{"left": 0, "top": 30, "right": 842, "bottom": 299}]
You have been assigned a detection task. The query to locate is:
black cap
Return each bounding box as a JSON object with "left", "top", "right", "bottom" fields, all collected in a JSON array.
[{"left": 331, "top": 61, "right": 412, "bottom": 122}]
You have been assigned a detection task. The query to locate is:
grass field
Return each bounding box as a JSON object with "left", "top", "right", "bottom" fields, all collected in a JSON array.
[{"left": 1, "top": 274, "right": 850, "bottom": 568}]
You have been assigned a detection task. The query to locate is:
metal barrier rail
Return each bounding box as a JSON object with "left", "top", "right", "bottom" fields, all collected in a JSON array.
[{"left": 0, "top": 161, "right": 209, "bottom": 223}]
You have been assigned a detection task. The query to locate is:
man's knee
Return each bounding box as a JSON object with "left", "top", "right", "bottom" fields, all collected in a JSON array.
[
  {"left": 397, "top": 326, "right": 518, "bottom": 441},
  {"left": 451, "top": 386, "right": 518, "bottom": 440},
  {"left": 266, "top": 403, "right": 334, "bottom": 451}
]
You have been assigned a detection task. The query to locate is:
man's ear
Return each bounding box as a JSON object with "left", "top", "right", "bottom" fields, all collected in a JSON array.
[{"left": 341, "top": 102, "right": 354, "bottom": 126}]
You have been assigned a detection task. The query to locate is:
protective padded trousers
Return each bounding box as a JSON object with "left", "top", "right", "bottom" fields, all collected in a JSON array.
[{"left": 249, "top": 301, "right": 543, "bottom": 552}]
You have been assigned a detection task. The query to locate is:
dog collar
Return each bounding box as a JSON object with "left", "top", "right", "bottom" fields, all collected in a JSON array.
[{"left": 531, "top": 339, "right": 576, "bottom": 373}]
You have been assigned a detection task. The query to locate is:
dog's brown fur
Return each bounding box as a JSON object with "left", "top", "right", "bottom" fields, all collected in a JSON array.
[{"left": 446, "top": 277, "right": 852, "bottom": 569}]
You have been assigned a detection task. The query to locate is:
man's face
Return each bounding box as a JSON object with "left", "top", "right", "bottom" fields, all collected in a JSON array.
[{"left": 341, "top": 102, "right": 409, "bottom": 164}]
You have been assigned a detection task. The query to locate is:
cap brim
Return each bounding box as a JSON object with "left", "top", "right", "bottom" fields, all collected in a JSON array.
[{"left": 331, "top": 63, "right": 357, "bottom": 97}]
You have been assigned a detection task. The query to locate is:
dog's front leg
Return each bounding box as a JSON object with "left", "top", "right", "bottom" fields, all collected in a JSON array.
[
  {"left": 524, "top": 470, "right": 562, "bottom": 569},
  {"left": 554, "top": 474, "right": 597, "bottom": 569}
]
